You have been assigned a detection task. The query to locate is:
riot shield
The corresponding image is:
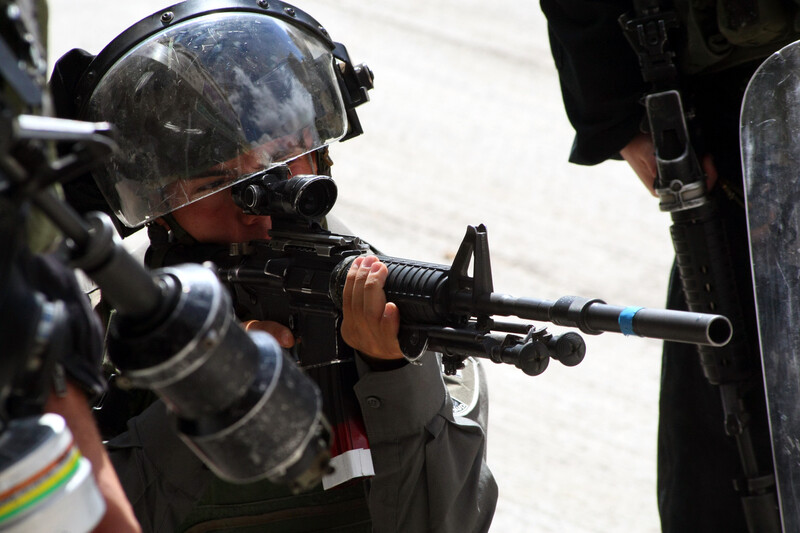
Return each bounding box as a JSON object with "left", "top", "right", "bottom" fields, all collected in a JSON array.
[{"left": 742, "top": 38, "right": 800, "bottom": 533}]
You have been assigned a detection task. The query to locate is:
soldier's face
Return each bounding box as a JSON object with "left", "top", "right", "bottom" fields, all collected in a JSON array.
[{"left": 168, "top": 153, "right": 316, "bottom": 244}]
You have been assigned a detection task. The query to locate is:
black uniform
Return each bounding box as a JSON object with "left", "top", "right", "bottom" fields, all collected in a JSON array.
[{"left": 540, "top": 0, "right": 786, "bottom": 530}]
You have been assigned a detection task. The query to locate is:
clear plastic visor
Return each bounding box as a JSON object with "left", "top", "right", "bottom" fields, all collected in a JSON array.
[{"left": 85, "top": 11, "right": 347, "bottom": 227}]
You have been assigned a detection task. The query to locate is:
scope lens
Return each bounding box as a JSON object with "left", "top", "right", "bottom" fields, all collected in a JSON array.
[
  {"left": 242, "top": 185, "right": 260, "bottom": 210},
  {"left": 294, "top": 178, "right": 337, "bottom": 218}
]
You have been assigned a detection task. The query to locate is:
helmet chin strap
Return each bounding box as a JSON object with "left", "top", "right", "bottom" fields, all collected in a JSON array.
[
  {"left": 159, "top": 212, "right": 198, "bottom": 246},
  {"left": 144, "top": 220, "right": 233, "bottom": 270},
  {"left": 316, "top": 146, "right": 333, "bottom": 176},
  {"left": 144, "top": 213, "right": 198, "bottom": 269}
]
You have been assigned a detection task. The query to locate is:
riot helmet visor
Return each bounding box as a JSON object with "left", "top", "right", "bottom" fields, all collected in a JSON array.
[{"left": 84, "top": 10, "right": 347, "bottom": 227}]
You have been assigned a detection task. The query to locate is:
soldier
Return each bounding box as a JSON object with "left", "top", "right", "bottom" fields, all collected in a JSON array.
[
  {"left": 50, "top": 1, "right": 498, "bottom": 531},
  {"left": 540, "top": 0, "right": 796, "bottom": 531}
]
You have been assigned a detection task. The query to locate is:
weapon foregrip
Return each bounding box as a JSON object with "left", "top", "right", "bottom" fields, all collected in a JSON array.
[
  {"left": 330, "top": 254, "right": 452, "bottom": 324},
  {"left": 380, "top": 257, "right": 450, "bottom": 322}
]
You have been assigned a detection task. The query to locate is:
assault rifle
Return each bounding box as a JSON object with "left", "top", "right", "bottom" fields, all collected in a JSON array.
[
  {"left": 619, "top": 0, "right": 781, "bottom": 530},
  {"left": 204, "top": 167, "right": 733, "bottom": 380},
  {"left": 149, "top": 166, "right": 732, "bottom": 488}
]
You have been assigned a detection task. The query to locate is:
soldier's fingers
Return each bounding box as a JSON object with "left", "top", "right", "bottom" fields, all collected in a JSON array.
[
  {"left": 351, "top": 256, "right": 378, "bottom": 316},
  {"left": 243, "top": 320, "right": 295, "bottom": 348},
  {"left": 362, "top": 260, "right": 389, "bottom": 321},
  {"left": 379, "top": 303, "right": 403, "bottom": 357},
  {"left": 702, "top": 154, "right": 718, "bottom": 191},
  {"left": 342, "top": 255, "right": 364, "bottom": 312}
]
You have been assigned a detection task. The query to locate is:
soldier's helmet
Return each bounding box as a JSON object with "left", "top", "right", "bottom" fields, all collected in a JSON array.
[{"left": 69, "top": 0, "right": 372, "bottom": 228}]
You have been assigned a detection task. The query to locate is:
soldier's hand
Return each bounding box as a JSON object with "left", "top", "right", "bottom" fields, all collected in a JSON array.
[
  {"left": 46, "top": 382, "right": 142, "bottom": 533},
  {"left": 242, "top": 320, "right": 295, "bottom": 348},
  {"left": 620, "top": 132, "right": 658, "bottom": 196},
  {"left": 700, "top": 153, "right": 719, "bottom": 191},
  {"left": 621, "top": 132, "right": 719, "bottom": 195},
  {"left": 340, "top": 255, "right": 403, "bottom": 360}
]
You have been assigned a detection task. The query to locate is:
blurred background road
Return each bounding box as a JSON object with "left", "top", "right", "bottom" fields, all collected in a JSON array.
[{"left": 47, "top": 1, "right": 676, "bottom": 530}]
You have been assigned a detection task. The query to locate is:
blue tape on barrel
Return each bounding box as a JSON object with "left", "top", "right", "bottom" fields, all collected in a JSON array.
[{"left": 618, "top": 306, "right": 644, "bottom": 336}]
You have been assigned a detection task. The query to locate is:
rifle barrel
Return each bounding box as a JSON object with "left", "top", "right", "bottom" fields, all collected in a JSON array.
[{"left": 475, "top": 293, "right": 732, "bottom": 346}]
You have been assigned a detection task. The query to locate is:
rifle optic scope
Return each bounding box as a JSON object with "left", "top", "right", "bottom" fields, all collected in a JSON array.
[{"left": 232, "top": 169, "right": 338, "bottom": 220}]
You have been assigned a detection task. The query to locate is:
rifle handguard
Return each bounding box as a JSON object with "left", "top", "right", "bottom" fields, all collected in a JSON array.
[{"left": 670, "top": 202, "right": 755, "bottom": 384}]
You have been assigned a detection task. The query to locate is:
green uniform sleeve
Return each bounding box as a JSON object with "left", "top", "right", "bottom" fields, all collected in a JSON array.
[{"left": 354, "top": 352, "right": 497, "bottom": 532}]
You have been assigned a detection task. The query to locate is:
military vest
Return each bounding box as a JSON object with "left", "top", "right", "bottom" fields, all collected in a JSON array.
[
  {"left": 674, "top": 0, "right": 800, "bottom": 74},
  {"left": 178, "top": 478, "right": 371, "bottom": 533}
]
